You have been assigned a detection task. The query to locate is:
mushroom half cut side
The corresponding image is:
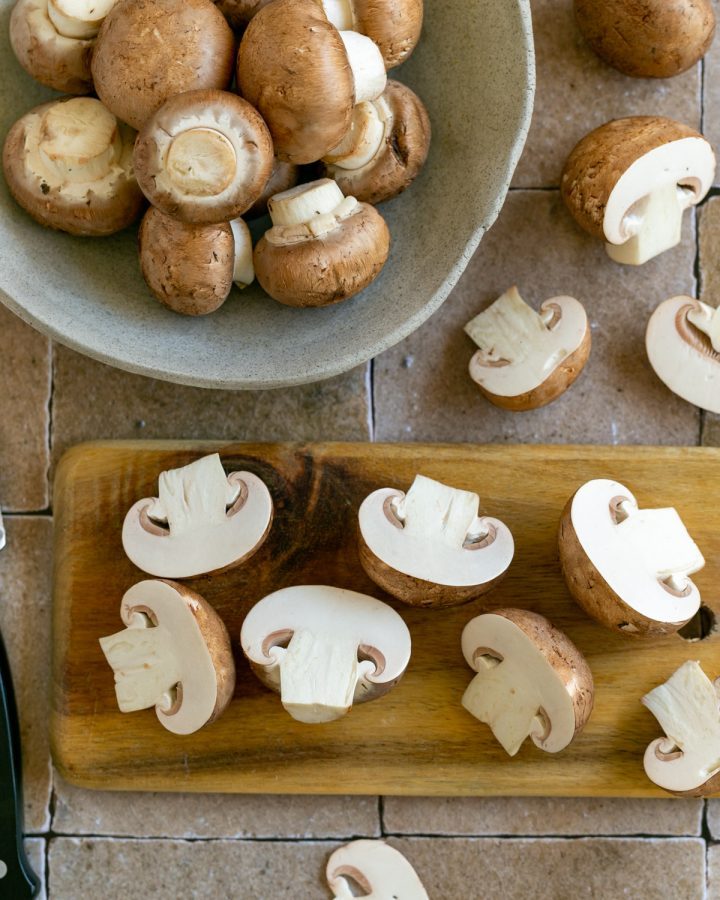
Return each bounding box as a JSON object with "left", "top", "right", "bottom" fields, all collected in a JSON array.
[
  {"left": 358, "top": 474, "right": 514, "bottom": 608},
  {"left": 327, "top": 841, "right": 429, "bottom": 900},
  {"left": 646, "top": 296, "right": 720, "bottom": 414},
  {"left": 461, "top": 609, "right": 594, "bottom": 756},
  {"left": 642, "top": 661, "right": 720, "bottom": 797},
  {"left": 464, "top": 286, "right": 591, "bottom": 411},
  {"left": 122, "top": 453, "right": 273, "bottom": 579},
  {"left": 558, "top": 479, "right": 705, "bottom": 636},
  {"left": 98, "top": 580, "right": 235, "bottom": 735},
  {"left": 561, "top": 117, "right": 715, "bottom": 266},
  {"left": 240, "top": 585, "right": 411, "bottom": 724}
]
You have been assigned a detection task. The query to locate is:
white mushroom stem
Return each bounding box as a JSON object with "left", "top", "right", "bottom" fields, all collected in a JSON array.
[
  {"left": 324, "top": 99, "right": 390, "bottom": 170},
  {"left": 606, "top": 183, "right": 694, "bottom": 266},
  {"left": 165, "top": 128, "right": 238, "bottom": 198},
  {"left": 46, "top": 0, "right": 115, "bottom": 37},
  {"left": 338, "top": 31, "right": 387, "bottom": 103},
  {"left": 267, "top": 179, "right": 359, "bottom": 243},
  {"left": 230, "top": 218, "right": 254, "bottom": 289},
  {"left": 391, "top": 474, "right": 489, "bottom": 547},
  {"left": 687, "top": 301, "right": 720, "bottom": 353},
  {"left": 321, "top": 0, "right": 354, "bottom": 30}
]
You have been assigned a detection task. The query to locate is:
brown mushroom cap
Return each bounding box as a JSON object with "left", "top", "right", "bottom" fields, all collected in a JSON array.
[
  {"left": 574, "top": 0, "right": 715, "bottom": 79},
  {"left": 245, "top": 159, "right": 300, "bottom": 220},
  {"left": 214, "top": 0, "right": 272, "bottom": 29},
  {"left": 91, "top": 0, "right": 235, "bottom": 131},
  {"left": 350, "top": 0, "right": 423, "bottom": 68}
]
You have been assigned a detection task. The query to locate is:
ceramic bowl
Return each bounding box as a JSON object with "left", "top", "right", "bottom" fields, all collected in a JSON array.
[{"left": 0, "top": 0, "right": 534, "bottom": 389}]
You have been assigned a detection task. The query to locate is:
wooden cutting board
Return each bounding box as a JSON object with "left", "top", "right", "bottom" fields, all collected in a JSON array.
[{"left": 51, "top": 442, "right": 720, "bottom": 796}]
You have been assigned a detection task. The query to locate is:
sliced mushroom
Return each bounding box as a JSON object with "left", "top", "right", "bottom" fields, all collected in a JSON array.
[
  {"left": 254, "top": 178, "right": 390, "bottom": 308},
  {"left": 646, "top": 296, "right": 720, "bottom": 414},
  {"left": 240, "top": 585, "right": 411, "bottom": 724},
  {"left": 465, "top": 286, "right": 591, "bottom": 411},
  {"left": 642, "top": 661, "right": 720, "bottom": 797},
  {"left": 134, "top": 90, "right": 273, "bottom": 225},
  {"left": 2, "top": 97, "right": 143, "bottom": 237},
  {"left": 46, "top": 0, "right": 117, "bottom": 37},
  {"left": 558, "top": 479, "right": 705, "bottom": 637},
  {"left": 461, "top": 609, "right": 594, "bottom": 756},
  {"left": 122, "top": 453, "right": 273, "bottom": 578},
  {"left": 327, "top": 841, "right": 429, "bottom": 900},
  {"left": 92, "top": 0, "right": 235, "bottom": 131},
  {"left": 237, "top": 0, "right": 386, "bottom": 163},
  {"left": 358, "top": 474, "right": 514, "bottom": 608},
  {"left": 322, "top": 80, "right": 431, "bottom": 205},
  {"left": 562, "top": 117, "right": 715, "bottom": 266},
  {"left": 98, "top": 579, "right": 235, "bottom": 735},
  {"left": 245, "top": 158, "right": 299, "bottom": 220}
]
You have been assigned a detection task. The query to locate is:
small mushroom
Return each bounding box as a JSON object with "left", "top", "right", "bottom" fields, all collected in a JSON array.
[
  {"left": 237, "top": 0, "right": 387, "bottom": 163},
  {"left": 98, "top": 579, "right": 235, "bottom": 735},
  {"left": 122, "top": 453, "right": 273, "bottom": 578},
  {"left": 318, "top": 0, "right": 424, "bottom": 69},
  {"left": 574, "top": 0, "right": 715, "bottom": 79},
  {"left": 322, "top": 80, "right": 431, "bottom": 205},
  {"left": 558, "top": 479, "right": 705, "bottom": 637},
  {"left": 240, "top": 585, "right": 411, "bottom": 724},
  {"left": 92, "top": 0, "right": 236, "bottom": 131},
  {"left": 327, "top": 841, "right": 429, "bottom": 900},
  {"left": 358, "top": 474, "right": 514, "bottom": 608},
  {"left": 138, "top": 208, "right": 254, "bottom": 316},
  {"left": 2, "top": 96, "right": 143, "bottom": 236},
  {"left": 254, "top": 178, "right": 390, "bottom": 308},
  {"left": 245, "top": 158, "right": 300, "bottom": 220},
  {"left": 642, "top": 661, "right": 720, "bottom": 797},
  {"left": 461, "top": 609, "right": 594, "bottom": 756},
  {"left": 646, "top": 296, "right": 720, "bottom": 414},
  {"left": 562, "top": 117, "right": 715, "bottom": 266},
  {"left": 464, "top": 286, "right": 591, "bottom": 411},
  {"left": 134, "top": 90, "right": 273, "bottom": 225}
]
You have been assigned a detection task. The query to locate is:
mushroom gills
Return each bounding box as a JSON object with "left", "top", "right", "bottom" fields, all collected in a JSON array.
[
  {"left": 338, "top": 30, "right": 386, "bottom": 103},
  {"left": 266, "top": 179, "right": 359, "bottom": 242},
  {"left": 230, "top": 218, "right": 255, "bottom": 288},
  {"left": 47, "top": 0, "right": 116, "bottom": 38},
  {"left": 606, "top": 183, "right": 692, "bottom": 266},
  {"left": 324, "top": 98, "right": 390, "bottom": 170},
  {"left": 687, "top": 301, "right": 720, "bottom": 353},
  {"left": 393, "top": 474, "right": 488, "bottom": 548}
]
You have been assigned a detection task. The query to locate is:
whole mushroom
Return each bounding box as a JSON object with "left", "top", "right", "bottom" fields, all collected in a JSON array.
[{"left": 327, "top": 841, "right": 429, "bottom": 900}]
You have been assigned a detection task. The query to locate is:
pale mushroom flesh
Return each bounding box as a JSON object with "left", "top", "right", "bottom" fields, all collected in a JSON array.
[
  {"left": 264, "top": 179, "right": 361, "bottom": 246},
  {"left": 327, "top": 840, "right": 429, "bottom": 900}
]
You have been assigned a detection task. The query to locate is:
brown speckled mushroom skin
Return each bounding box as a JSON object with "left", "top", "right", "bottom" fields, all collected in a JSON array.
[
  {"left": 561, "top": 116, "right": 702, "bottom": 241},
  {"left": 214, "top": 0, "right": 272, "bottom": 29},
  {"left": 352, "top": 0, "right": 424, "bottom": 68},
  {"left": 92, "top": 0, "right": 236, "bottom": 131},
  {"left": 574, "top": 0, "right": 715, "bottom": 79}
]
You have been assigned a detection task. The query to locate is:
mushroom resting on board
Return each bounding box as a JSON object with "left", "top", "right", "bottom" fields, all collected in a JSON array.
[{"left": 327, "top": 841, "right": 429, "bottom": 900}]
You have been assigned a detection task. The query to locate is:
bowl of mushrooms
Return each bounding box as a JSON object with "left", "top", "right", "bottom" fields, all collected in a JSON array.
[{"left": 0, "top": 0, "right": 534, "bottom": 389}]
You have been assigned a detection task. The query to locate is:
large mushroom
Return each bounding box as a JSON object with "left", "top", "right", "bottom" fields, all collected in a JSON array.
[
  {"left": 254, "top": 178, "right": 390, "bottom": 308},
  {"left": 322, "top": 80, "right": 431, "bottom": 206},
  {"left": 358, "top": 474, "right": 514, "bottom": 608},
  {"left": 240, "top": 585, "right": 411, "bottom": 724},
  {"left": 327, "top": 841, "right": 429, "bottom": 900},
  {"left": 558, "top": 479, "right": 705, "bottom": 637},
  {"left": 91, "top": 0, "right": 236, "bottom": 131},
  {"left": 464, "top": 286, "right": 591, "bottom": 411},
  {"left": 561, "top": 117, "right": 715, "bottom": 266},
  {"left": 122, "top": 453, "right": 273, "bottom": 578},
  {"left": 98, "top": 579, "right": 235, "bottom": 735},
  {"left": 2, "top": 97, "right": 144, "bottom": 236},
  {"left": 461, "top": 609, "right": 594, "bottom": 756}
]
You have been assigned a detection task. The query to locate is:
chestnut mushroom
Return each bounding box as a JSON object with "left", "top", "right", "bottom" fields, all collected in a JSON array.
[
  {"left": 558, "top": 479, "right": 705, "bottom": 637},
  {"left": 464, "top": 286, "right": 591, "bottom": 411},
  {"left": 91, "top": 0, "right": 236, "bottom": 131},
  {"left": 2, "top": 97, "right": 143, "bottom": 236},
  {"left": 98, "top": 579, "right": 235, "bottom": 735},
  {"left": 254, "top": 178, "right": 390, "bottom": 308},
  {"left": 358, "top": 474, "right": 514, "bottom": 608},
  {"left": 320, "top": 0, "right": 424, "bottom": 69},
  {"left": 461, "top": 609, "right": 594, "bottom": 756},
  {"left": 122, "top": 453, "right": 273, "bottom": 578},
  {"left": 562, "top": 117, "right": 715, "bottom": 265},
  {"left": 327, "top": 841, "right": 429, "bottom": 900}
]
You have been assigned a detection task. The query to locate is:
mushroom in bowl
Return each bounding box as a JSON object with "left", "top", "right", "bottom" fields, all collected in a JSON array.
[{"left": 327, "top": 841, "right": 429, "bottom": 900}]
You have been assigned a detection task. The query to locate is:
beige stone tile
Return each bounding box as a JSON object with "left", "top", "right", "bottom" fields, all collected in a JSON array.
[
  {"left": 705, "top": 801, "right": 720, "bottom": 840},
  {"left": 374, "top": 190, "right": 699, "bottom": 444},
  {"left": 0, "top": 517, "right": 52, "bottom": 833},
  {"left": 52, "top": 776, "right": 379, "bottom": 839},
  {"left": 702, "top": 0, "right": 720, "bottom": 184},
  {"left": 383, "top": 797, "right": 702, "bottom": 837},
  {"left": 709, "top": 843, "right": 720, "bottom": 899},
  {"left": 0, "top": 306, "right": 51, "bottom": 511},
  {"left": 24, "top": 838, "right": 46, "bottom": 900},
  {"left": 699, "top": 197, "right": 720, "bottom": 446},
  {"left": 513, "top": 0, "right": 702, "bottom": 188}
]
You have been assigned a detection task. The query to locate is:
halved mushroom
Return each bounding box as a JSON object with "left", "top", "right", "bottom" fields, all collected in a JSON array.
[
  {"left": 254, "top": 179, "right": 390, "bottom": 308},
  {"left": 245, "top": 159, "right": 299, "bottom": 220},
  {"left": 642, "top": 660, "right": 720, "bottom": 797},
  {"left": 646, "top": 296, "right": 720, "bottom": 414},
  {"left": 358, "top": 474, "right": 514, "bottom": 608},
  {"left": 322, "top": 80, "right": 431, "bottom": 205},
  {"left": 240, "top": 585, "right": 411, "bottom": 724},
  {"left": 237, "top": 0, "right": 387, "bottom": 163},
  {"left": 574, "top": 0, "right": 715, "bottom": 79},
  {"left": 327, "top": 841, "right": 428, "bottom": 900},
  {"left": 2, "top": 97, "right": 144, "bottom": 236},
  {"left": 562, "top": 117, "right": 715, "bottom": 266},
  {"left": 461, "top": 609, "right": 594, "bottom": 756},
  {"left": 98, "top": 579, "right": 235, "bottom": 735},
  {"left": 558, "top": 479, "right": 705, "bottom": 637},
  {"left": 464, "top": 286, "right": 591, "bottom": 411},
  {"left": 92, "top": 0, "right": 236, "bottom": 131},
  {"left": 122, "top": 453, "right": 273, "bottom": 578}
]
